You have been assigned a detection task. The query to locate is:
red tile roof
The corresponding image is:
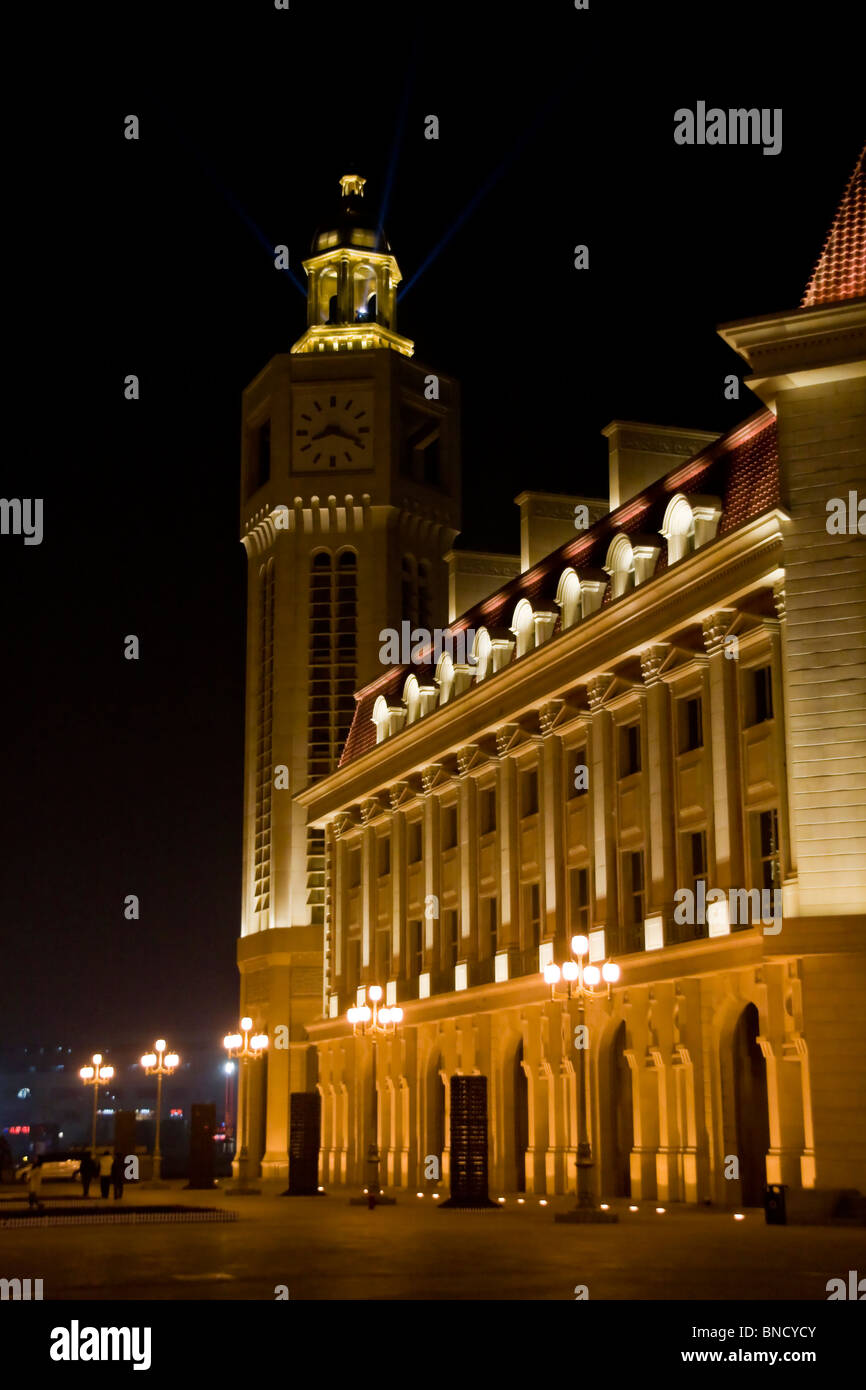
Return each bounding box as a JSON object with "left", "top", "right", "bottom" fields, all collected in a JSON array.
[
  {"left": 802, "top": 144, "right": 866, "bottom": 308},
  {"left": 339, "top": 409, "right": 779, "bottom": 769}
]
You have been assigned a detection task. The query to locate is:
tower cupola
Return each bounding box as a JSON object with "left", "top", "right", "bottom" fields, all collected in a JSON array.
[{"left": 292, "top": 173, "right": 414, "bottom": 357}]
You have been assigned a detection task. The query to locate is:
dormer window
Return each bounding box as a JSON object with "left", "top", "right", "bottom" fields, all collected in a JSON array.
[
  {"left": 473, "top": 628, "right": 492, "bottom": 681},
  {"left": 556, "top": 569, "right": 581, "bottom": 630},
  {"left": 510, "top": 599, "right": 534, "bottom": 658},
  {"left": 662, "top": 494, "right": 695, "bottom": 563},
  {"left": 605, "top": 534, "right": 635, "bottom": 599}
]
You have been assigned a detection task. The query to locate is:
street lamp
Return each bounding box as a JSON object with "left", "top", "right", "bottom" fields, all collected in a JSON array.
[
  {"left": 545, "top": 936, "right": 621, "bottom": 1224},
  {"left": 223, "top": 1018, "right": 268, "bottom": 1195},
  {"left": 79, "top": 1053, "right": 115, "bottom": 1150},
  {"left": 347, "top": 986, "right": 402, "bottom": 1208},
  {"left": 140, "top": 1039, "right": 180, "bottom": 1184}
]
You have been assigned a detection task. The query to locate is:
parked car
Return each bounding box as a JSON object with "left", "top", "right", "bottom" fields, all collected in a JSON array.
[{"left": 15, "top": 1153, "right": 81, "bottom": 1182}]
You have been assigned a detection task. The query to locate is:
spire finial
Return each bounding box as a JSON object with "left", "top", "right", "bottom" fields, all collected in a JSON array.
[{"left": 340, "top": 174, "right": 366, "bottom": 199}]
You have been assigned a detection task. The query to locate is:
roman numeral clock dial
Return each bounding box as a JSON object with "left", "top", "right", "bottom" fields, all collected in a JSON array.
[{"left": 292, "top": 391, "right": 373, "bottom": 472}]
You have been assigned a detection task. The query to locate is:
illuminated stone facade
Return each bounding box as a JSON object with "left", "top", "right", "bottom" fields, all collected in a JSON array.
[{"left": 239, "top": 157, "right": 866, "bottom": 1206}]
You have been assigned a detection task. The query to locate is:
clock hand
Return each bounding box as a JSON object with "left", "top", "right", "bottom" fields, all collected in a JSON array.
[{"left": 311, "top": 425, "right": 357, "bottom": 443}]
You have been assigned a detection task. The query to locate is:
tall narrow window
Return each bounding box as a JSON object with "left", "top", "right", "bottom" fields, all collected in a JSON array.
[
  {"left": 753, "top": 808, "right": 781, "bottom": 890},
  {"left": 408, "top": 820, "right": 423, "bottom": 864},
  {"left": 308, "top": 550, "right": 358, "bottom": 781},
  {"left": 418, "top": 560, "right": 433, "bottom": 631},
  {"left": 486, "top": 896, "right": 498, "bottom": 957},
  {"left": 568, "top": 746, "right": 589, "bottom": 799},
  {"left": 248, "top": 418, "right": 270, "bottom": 496},
  {"left": 569, "top": 866, "right": 591, "bottom": 933},
  {"left": 520, "top": 768, "right": 539, "bottom": 818},
  {"left": 747, "top": 666, "right": 774, "bottom": 726},
  {"left": 678, "top": 696, "right": 703, "bottom": 753},
  {"left": 479, "top": 787, "right": 497, "bottom": 834},
  {"left": 524, "top": 882, "right": 541, "bottom": 951},
  {"left": 441, "top": 804, "right": 458, "bottom": 850},
  {"left": 619, "top": 722, "right": 642, "bottom": 778},
  {"left": 443, "top": 909, "right": 459, "bottom": 968},
  {"left": 253, "top": 558, "right": 275, "bottom": 921},
  {"left": 347, "top": 937, "right": 361, "bottom": 991},
  {"left": 408, "top": 919, "right": 423, "bottom": 977},
  {"left": 401, "top": 555, "right": 419, "bottom": 629},
  {"left": 622, "top": 850, "right": 645, "bottom": 951}
]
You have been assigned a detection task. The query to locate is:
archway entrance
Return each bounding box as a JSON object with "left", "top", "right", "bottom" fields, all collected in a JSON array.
[
  {"left": 733, "top": 1003, "right": 770, "bottom": 1206},
  {"left": 514, "top": 1040, "right": 528, "bottom": 1191}
]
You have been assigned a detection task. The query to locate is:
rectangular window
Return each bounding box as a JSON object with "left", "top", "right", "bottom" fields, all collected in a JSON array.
[
  {"left": 377, "top": 837, "right": 390, "bottom": 878},
  {"left": 408, "top": 820, "right": 423, "bottom": 864},
  {"left": 408, "top": 919, "right": 423, "bottom": 977},
  {"left": 689, "top": 830, "right": 708, "bottom": 894},
  {"left": 568, "top": 745, "right": 589, "bottom": 799},
  {"left": 569, "top": 866, "right": 591, "bottom": 933},
  {"left": 520, "top": 768, "right": 539, "bottom": 818},
  {"left": 347, "top": 937, "right": 361, "bottom": 989},
  {"left": 441, "top": 804, "right": 458, "bottom": 850},
  {"left": 249, "top": 418, "right": 271, "bottom": 495},
  {"left": 480, "top": 895, "right": 500, "bottom": 961},
  {"left": 479, "top": 787, "right": 497, "bottom": 835},
  {"left": 524, "top": 882, "right": 541, "bottom": 950},
  {"left": 678, "top": 696, "right": 703, "bottom": 753},
  {"left": 348, "top": 847, "right": 361, "bottom": 889},
  {"left": 747, "top": 665, "right": 774, "bottom": 726},
  {"left": 622, "top": 850, "right": 645, "bottom": 948},
  {"left": 753, "top": 808, "right": 781, "bottom": 890},
  {"left": 619, "top": 722, "right": 642, "bottom": 778},
  {"left": 376, "top": 928, "right": 392, "bottom": 981},
  {"left": 443, "top": 909, "right": 459, "bottom": 967}
]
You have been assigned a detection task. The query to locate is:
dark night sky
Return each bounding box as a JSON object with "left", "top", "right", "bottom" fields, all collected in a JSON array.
[{"left": 1, "top": 3, "right": 862, "bottom": 1059}]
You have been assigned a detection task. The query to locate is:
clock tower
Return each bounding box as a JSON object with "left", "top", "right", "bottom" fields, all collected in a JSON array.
[{"left": 236, "top": 175, "right": 461, "bottom": 1178}]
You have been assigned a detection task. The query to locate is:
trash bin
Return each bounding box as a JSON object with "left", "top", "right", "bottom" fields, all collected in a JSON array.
[{"left": 764, "top": 1184, "right": 787, "bottom": 1225}]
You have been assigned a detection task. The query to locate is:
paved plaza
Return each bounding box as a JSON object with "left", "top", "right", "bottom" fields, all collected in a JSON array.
[{"left": 1, "top": 1180, "right": 863, "bottom": 1300}]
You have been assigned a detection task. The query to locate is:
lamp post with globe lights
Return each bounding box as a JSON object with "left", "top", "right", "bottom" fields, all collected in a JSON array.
[
  {"left": 223, "top": 1018, "right": 268, "bottom": 1194},
  {"left": 79, "top": 1054, "right": 115, "bottom": 1151},
  {"left": 347, "top": 987, "right": 402, "bottom": 1208},
  {"left": 543, "top": 935, "right": 621, "bottom": 1224},
  {"left": 140, "top": 1040, "right": 180, "bottom": 1184}
]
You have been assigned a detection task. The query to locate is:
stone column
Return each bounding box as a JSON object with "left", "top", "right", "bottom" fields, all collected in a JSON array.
[
  {"left": 587, "top": 676, "right": 618, "bottom": 947},
  {"left": 702, "top": 613, "right": 745, "bottom": 892},
  {"left": 539, "top": 705, "right": 566, "bottom": 947},
  {"left": 496, "top": 744, "right": 520, "bottom": 957},
  {"left": 640, "top": 646, "right": 677, "bottom": 935}
]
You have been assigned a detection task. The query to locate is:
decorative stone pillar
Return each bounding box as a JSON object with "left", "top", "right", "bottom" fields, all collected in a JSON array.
[
  {"left": 640, "top": 646, "right": 677, "bottom": 940},
  {"left": 587, "top": 675, "right": 618, "bottom": 944},
  {"left": 702, "top": 612, "right": 744, "bottom": 892},
  {"left": 539, "top": 704, "right": 566, "bottom": 949}
]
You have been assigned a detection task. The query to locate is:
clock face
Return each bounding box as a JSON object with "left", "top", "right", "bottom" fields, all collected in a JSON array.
[{"left": 292, "top": 390, "right": 372, "bottom": 472}]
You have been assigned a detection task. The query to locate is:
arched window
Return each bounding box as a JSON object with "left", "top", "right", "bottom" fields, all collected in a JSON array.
[
  {"left": 511, "top": 599, "right": 534, "bottom": 658},
  {"left": 473, "top": 628, "right": 492, "bottom": 681},
  {"left": 556, "top": 569, "right": 581, "bottom": 631},
  {"left": 605, "top": 534, "right": 635, "bottom": 599},
  {"left": 661, "top": 494, "right": 695, "bottom": 564}
]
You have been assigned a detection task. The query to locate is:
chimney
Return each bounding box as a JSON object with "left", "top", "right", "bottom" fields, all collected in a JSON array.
[
  {"left": 514, "top": 491, "right": 608, "bottom": 572},
  {"left": 444, "top": 549, "right": 521, "bottom": 624},
  {"left": 602, "top": 421, "right": 720, "bottom": 510}
]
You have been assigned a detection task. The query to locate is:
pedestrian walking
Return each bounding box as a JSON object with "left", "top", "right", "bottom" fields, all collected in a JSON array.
[
  {"left": 79, "top": 1151, "right": 95, "bottom": 1198},
  {"left": 98, "top": 1149, "right": 113, "bottom": 1198},
  {"left": 26, "top": 1160, "right": 44, "bottom": 1212},
  {"left": 111, "top": 1152, "right": 125, "bottom": 1200}
]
